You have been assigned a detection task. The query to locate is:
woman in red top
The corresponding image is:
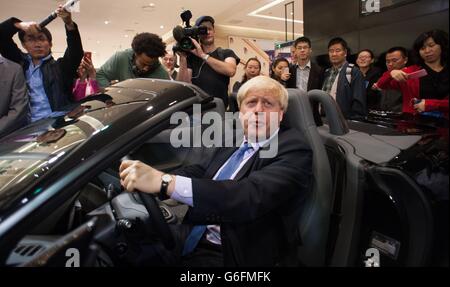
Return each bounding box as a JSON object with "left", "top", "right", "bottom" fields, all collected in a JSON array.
[{"left": 376, "top": 30, "right": 448, "bottom": 117}]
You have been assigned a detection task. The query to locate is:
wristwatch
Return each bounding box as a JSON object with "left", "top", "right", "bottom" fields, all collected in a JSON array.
[
  {"left": 202, "top": 54, "right": 210, "bottom": 61},
  {"left": 160, "top": 174, "right": 173, "bottom": 198}
]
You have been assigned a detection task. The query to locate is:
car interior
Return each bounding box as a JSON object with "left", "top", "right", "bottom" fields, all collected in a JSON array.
[
  {"left": 4, "top": 96, "right": 232, "bottom": 266},
  {"left": 4, "top": 89, "right": 447, "bottom": 267}
]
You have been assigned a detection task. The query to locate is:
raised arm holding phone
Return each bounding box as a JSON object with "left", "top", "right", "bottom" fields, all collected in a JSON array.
[
  {"left": 270, "top": 58, "right": 291, "bottom": 87},
  {"left": 72, "top": 52, "right": 100, "bottom": 101}
]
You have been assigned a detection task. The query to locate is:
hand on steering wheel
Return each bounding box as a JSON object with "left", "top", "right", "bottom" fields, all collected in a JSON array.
[{"left": 120, "top": 156, "right": 175, "bottom": 250}]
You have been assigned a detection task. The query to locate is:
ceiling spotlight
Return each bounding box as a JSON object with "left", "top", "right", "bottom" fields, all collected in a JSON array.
[
  {"left": 104, "top": 20, "right": 110, "bottom": 25},
  {"left": 142, "top": 3, "right": 156, "bottom": 11},
  {"left": 248, "top": 0, "right": 304, "bottom": 24},
  {"left": 160, "top": 25, "right": 164, "bottom": 29}
]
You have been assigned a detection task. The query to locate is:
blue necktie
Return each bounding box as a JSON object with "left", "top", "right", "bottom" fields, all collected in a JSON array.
[{"left": 182, "top": 143, "right": 253, "bottom": 256}]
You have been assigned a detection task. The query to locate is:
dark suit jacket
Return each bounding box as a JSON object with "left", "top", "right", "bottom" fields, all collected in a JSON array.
[
  {"left": 287, "top": 62, "right": 324, "bottom": 125},
  {"left": 175, "top": 127, "right": 313, "bottom": 266},
  {"left": 287, "top": 62, "right": 324, "bottom": 91},
  {"left": 364, "top": 66, "right": 383, "bottom": 110},
  {"left": 0, "top": 56, "right": 28, "bottom": 137}
]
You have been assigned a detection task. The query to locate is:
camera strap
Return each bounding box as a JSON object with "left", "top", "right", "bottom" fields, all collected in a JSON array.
[{"left": 191, "top": 48, "right": 226, "bottom": 79}]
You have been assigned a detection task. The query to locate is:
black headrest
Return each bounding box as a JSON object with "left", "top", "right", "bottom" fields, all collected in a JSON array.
[{"left": 282, "top": 89, "right": 316, "bottom": 131}]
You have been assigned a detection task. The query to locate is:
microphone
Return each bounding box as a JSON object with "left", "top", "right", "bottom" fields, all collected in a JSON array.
[
  {"left": 39, "top": 0, "right": 80, "bottom": 27},
  {"left": 172, "top": 25, "right": 184, "bottom": 42}
]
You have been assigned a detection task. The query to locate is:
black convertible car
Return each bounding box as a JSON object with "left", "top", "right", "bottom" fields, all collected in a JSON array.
[{"left": 0, "top": 79, "right": 447, "bottom": 267}]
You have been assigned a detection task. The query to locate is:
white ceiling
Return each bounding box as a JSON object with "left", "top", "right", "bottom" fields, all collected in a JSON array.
[{"left": 0, "top": 0, "right": 303, "bottom": 66}]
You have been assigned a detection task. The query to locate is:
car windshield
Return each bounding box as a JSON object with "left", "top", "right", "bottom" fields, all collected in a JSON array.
[{"left": 0, "top": 101, "right": 147, "bottom": 197}]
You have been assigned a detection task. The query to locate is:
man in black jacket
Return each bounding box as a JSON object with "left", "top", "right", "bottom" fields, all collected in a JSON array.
[
  {"left": 120, "top": 76, "right": 313, "bottom": 266},
  {"left": 0, "top": 5, "right": 83, "bottom": 122},
  {"left": 177, "top": 16, "right": 240, "bottom": 108},
  {"left": 286, "top": 36, "right": 324, "bottom": 124}
]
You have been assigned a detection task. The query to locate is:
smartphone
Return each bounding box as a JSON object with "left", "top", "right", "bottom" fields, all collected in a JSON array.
[{"left": 84, "top": 52, "right": 92, "bottom": 61}]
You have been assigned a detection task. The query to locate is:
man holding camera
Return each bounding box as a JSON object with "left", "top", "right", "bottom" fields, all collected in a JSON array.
[{"left": 177, "top": 16, "right": 240, "bottom": 108}]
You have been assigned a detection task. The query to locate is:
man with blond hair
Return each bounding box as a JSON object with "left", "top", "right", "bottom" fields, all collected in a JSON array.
[{"left": 119, "top": 76, "right": 312, "bottom": 266}]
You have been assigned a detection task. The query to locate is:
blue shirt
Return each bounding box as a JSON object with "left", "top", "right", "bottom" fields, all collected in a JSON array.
[
  {"left": 171, "top": 129, "right": 280, "bottom": 245},
  {"left": 26, "top": 54, "right": 53, "bottom": 122}
]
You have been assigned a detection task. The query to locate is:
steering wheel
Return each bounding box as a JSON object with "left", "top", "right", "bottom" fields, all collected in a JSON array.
[
  {"left": 137, "top": 192, "right": 176, "bottom": 250},
  {"left": 120, "top": 155, "right": 175, "bottom": 250}
]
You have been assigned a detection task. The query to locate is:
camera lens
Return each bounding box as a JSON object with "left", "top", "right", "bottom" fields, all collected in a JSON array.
[{"left": 180, "top": 37, "right": 193, "bottom": 50}]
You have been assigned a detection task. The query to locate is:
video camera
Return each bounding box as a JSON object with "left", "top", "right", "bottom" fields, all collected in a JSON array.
[{"left": 172, "top": 10, "right": 208, "bottom": 53}]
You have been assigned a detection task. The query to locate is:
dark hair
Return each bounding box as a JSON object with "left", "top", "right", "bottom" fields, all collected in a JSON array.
[
  {"left": 272, "top": 57, "right": 289, "bottom": 69},
  {"left": 357, "top": 49, "right": 374, "bottom": 59},
  {"left": 241, "top": 57, "right": 261, "bottom": 83},
  {"left": 386, "top": 46, "right": 408, "bottom": 58},
  {"left": 412, "top": 29, "right": 448, "bottom": 66},
  {"left": 131, "top": 32, "right": 166, "bottom": 58},
  {"left": 270, "top": 57, "right": 289, "bottom": 80},
  {"left": 294, "top": 36, "right": 311, "bottom": 48},
  {"left": 195, "top": 16, "right": 215, "bottom": 27},
  {"left": 328, "top": 37, "right": 349, "bottom": 51},
  {"left": 18, "top": 27, "right": 52, "bottom": 43}
]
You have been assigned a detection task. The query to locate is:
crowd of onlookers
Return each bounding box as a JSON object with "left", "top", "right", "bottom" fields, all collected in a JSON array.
[
  {"left": 235, "top": 31, "right": 448, "bottom": 122},
  {"left": 0, "top": 4, "right": 448, "bottom": 138}
]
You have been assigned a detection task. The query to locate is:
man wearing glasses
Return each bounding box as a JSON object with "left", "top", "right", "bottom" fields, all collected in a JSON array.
[{"left": 286, "top": 36, "right": 324, "bottom": 124}]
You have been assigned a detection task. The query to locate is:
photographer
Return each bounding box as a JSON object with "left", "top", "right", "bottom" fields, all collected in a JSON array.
[{"left": 177, "top": 16, "right": 240, "bottom": 108}]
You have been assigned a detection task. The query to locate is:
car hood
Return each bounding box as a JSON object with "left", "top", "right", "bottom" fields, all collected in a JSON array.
[{"left": 0, "top": 79, "right": 208, "bottom": 217}]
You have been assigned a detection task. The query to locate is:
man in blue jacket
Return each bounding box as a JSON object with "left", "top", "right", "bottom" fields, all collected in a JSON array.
[
  {"left": 322, "top": 37, "right": 367, "bottom": 119},
  {"left": 0, "top": 5, "right": 83, "bottom": 122}
]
